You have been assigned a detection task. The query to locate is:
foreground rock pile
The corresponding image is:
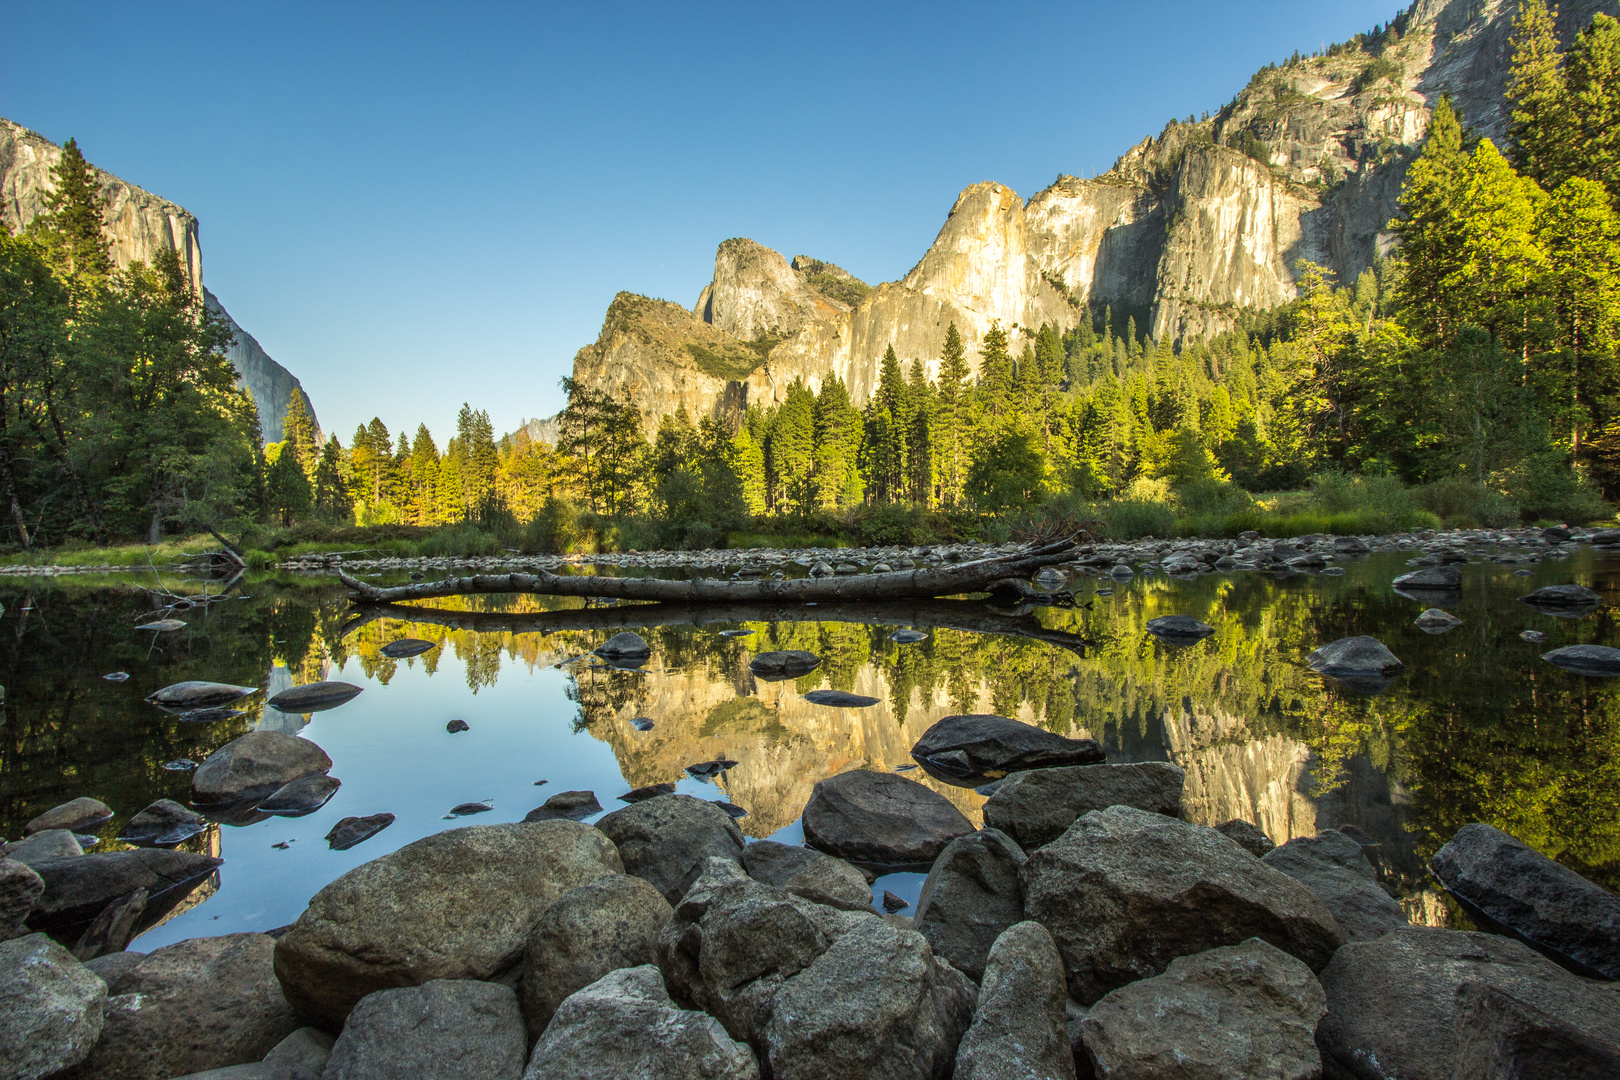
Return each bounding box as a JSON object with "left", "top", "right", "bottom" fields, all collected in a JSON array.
[{"left": 4, "top": 715, "right": 1618, "bottom": 1079}]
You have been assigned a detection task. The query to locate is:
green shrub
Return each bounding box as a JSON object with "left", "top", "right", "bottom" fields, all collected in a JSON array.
[
  {"left": 1101, "top": 498, "right": 1177, "bottom": 540},
  {"left": 1173, "top": 478, "right": 1253, "bottom": 518},
  {"left": 1307, "top": 471, "right": 1426, "bottom": 532},
  {"left": 1413, "top": 478, "right": 1520, "bottom": 528},
  {"left": 1504, "top": 454, "right": 1614, "bottom": 525},
  {"left": 852, "top": 503, "right": 929, "bottom": 546}
]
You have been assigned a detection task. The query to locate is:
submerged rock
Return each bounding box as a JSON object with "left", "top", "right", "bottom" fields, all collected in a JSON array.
[
  {"left": 1431, "top": 822, "right": 1620, "bottom": 979},
  {"left": 523, "top": 966, "right": 759, "bottom": 1080},
  {"left": 146, "top": 681, "right": 257, "bottom": 710},
  {"left": 448, "top": 801, "right": 495, "bottom": 817},
  {"left": 325, "top": 813, "right": 394, "bottom": 851},
  {"left": 1261, "top": 829, "right": 1406, "bottom": 942},
  {"left": 1307, "top": 635, "right": 1403, "bottom": 677},
  {"left": 982, "top": 762, "right": 1185, "bottom": 850},
  {"left": 273, "top": 820, "right": 623, "bottom": 1027},
  {"left": 136, "top": 618, "right": 187, "bottom": 631},
  {"left": 257, "top": 774, "right": 341, "bottom": 816},
  {"left": 265, "top": 680, "right": 363, "bottom": 713},
  {"left": 323, "top": 979, "right": 526, "bottom": 1080},
  {"left": 747, "top": 650, "right": 821, "bottom": 680},
  {"left": 1414, "top": 607, "right": 1463, "bottom": 633},
  {"left": 1541, "top": 644, "right": 1620, "bottom": 676},
  {"left": 1078, "top": 938, "right": 1327, "bottom": 1080},
  {"left": 119, "top": 800, "right": 208, "bottom": 847},
  {"left": 801, "top": 769, "right": 973, "bottom": 866},
  {"left": 1021, "top": 806, "right": 1345, "bottom": 1004},
  {"left": 446, "top": 718, "right": 470, "bottom": 732},
  {"left": 803, "top": 689, "right": 880, "bottom": 707},
  {"left": 909, "top": 714, "right": 1105, "bottom": 786},
  {"left": 25, "top": 797, "right": 113, "bottom": 836},
  {"left": 378, "top": 637, "right": 436, "bottom": 658},
  {"left": 191, "top": 730, "right": 332, "bottom": 806},
  {"left": 1520, "top": 583, "right": 1602, "bottom": 608},
  {"left": 595, "top": 794, "right": 744, "bottom": 903},
  {"left": 1145, "top": 615, "right": 1215, "bottom": 640},
  {"left": 523, "top": 790, "right": 602, "bottom": 822},
  {"left": 913, "top": 828, "right": 1026, "bottom": 981},
  {"left": 172, "top": 707, "right": 247, "bottom": 724},
  {"left": 0, "top": 933, "right": 105, "bottom": 1079},
  {"left": 594, "top": 632, "right": 651, "bottom": 662}
]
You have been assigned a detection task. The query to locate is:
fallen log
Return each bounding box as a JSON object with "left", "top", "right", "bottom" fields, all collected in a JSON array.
[
  {"left": 335, "top": 536, "right": 1084, "bottom": 606},
  {"left": 339, "top": 596, "right": 1097, "bottom": 655}
]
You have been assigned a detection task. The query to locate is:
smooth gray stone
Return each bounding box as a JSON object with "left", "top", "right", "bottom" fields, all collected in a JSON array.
[
  {"left": 256, "top": 774, "right": 341, "bottom": 816},
  {"left": 3, "top": 828, "right": 84, "bottom": 865},
  {"left": 24, "top": 797, "right": 113, "bottom": 836},
  {"left": 325, "top": 980, "right": 526, "bottom": 1080},
  {"left": 192, "top": 731, "right": 332, "bottom": 805},
  {"left": 1394, "top": 565, "right": 1463, "bottom": 589},
  {"left": 1541, "top": 644, "right": 1620, "bottom": 676},
  {"left": 595, "top": 794, "right": 744, "bottom": 904},
  {"left": 0, "top": 933, "right": 105, "bottom": 1079},
  {"left": 1520, "top": 583, "right": 1601, "bottom": 607},
  {"left": 594, "top": 632, "right": 651, "bottom": 661},
  {"left": 379, "top": 637, "right": 436, "bottom": 658},
  {"left": 784, "top": 854, "right": 874, "bottom": 913},
  {"left": 910, "top": 714, "right": 1104, "bottom": 784},
  {"left": 955, "top": 922, "right": 1074, "bottom": 1080},
  {"left": 801, "top": 770, "right": 973, "bottom": 867},
  {"left": 264, "top": 680, "right": 363, "bottom": 712},
  {"left": 1145, "top": 614, "right": 1214, "bottom": 639},
  {"left": 324, "top": 813, "right": 394, "bottom": 851},
  {"left": 146, "top": 681, "right": 256, "bottom": 710},
  {"left": 1262, "top": 829, "right": 1407, "bottom": 943},
  {"left": 913, "top": 828, "right": 1026, "bottom": 981},
  {"left": 1307, "top": 635, "right": 1403, "bottom": 677},
  {"left": 802, "top": 689, "right": 880, "bottom": 707},
  {"left": 982, "top": 762, "right": 1184, "bottom": 849},
  {"left": 523, "top": 790, "right": 602, "bottom": 823},
  {"left": 119, "top": 800, "right": 207, "bottom": 846},
  {"left": 747, "top": 650, "right": 821, "bottom": 680},
  {"left": 1415, "top": 607, "right": 1463, "bottom": 633},
  {"left": 29, "top": 848, "right": 220, "bottom": 932}
]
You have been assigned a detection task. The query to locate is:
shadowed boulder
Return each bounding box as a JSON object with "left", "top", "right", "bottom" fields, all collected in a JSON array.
[
  {"left": 802, "top": 770, "right": 973, "bottom": 867},
  {"left": 192, "top": 731, "right": 332, "bottom": 806},
  {"left": 146, "top": 681, "right": 257, "bottom": 710},
  {"left": 910, "top": 714, "right": 1105, "bottom": 786},
  {"left": 748, "top": 651, "right": 821, "bottom": 681},
  {"left": 594, "top": 794, "right": 744, "bottom": 904},
  {"left": 28, "top": 849, "right": 221, "bottom": 939},
  {"left": 119, "top": 800, "right": 208, "bottom": 846},
  {"left": 983, "top": 763, "right": 1184, "bottom": 850},
  {"left": 1541, "top": 644, "right": 1620, "bottom": 676},
  {"left": 1261, "top": 829, "right": 1406, "bottom": 942},
  {"left": 25, "top": 797, "right": 113, "bottom": 836},
  {"left": 265, "top": 681, "right": 363, "bottom": 713},
  {"left": 378, "top": 638, "right": 436, "bottom": 658}
]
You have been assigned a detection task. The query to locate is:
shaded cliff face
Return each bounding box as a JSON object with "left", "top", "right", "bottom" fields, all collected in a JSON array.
[
  {"left": 571, "top": 0, "right": 1610, "bottom": 430},
  {"left": 0, "top": 118, "right": 315, "bottom": 443}
]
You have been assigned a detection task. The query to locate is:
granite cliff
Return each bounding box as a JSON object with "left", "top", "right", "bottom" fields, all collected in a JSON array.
[
  {"left": 572, "top": 0, "right": 1611, "bottom": 433},
  {"left": 0, "top": 118, "right": 317, "bottom": 444}
]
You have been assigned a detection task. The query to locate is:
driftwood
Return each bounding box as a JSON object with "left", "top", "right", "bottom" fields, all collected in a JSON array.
[
  {"left": 336, "top": 536, "right": 1084, "bottom": 607},
  {"left": 339, "top": 597, "right": 1097, "bottom": 656}
]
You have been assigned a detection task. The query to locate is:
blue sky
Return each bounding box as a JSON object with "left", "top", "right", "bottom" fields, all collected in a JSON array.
[{"left": 2, "top": 1, "right": 1400, "bottom": 444}]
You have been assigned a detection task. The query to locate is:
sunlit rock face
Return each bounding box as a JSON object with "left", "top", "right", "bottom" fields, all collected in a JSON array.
[
  {"left": 572, "top": 0, "right": 1610, "bottom": 431},
  {"left": 0, "top": 117, "right": 316, "bottom": 443}
]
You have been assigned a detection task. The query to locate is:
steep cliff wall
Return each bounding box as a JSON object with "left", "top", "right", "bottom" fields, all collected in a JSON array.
[
  {"left": 571, "top": 0, "right": 1613, "bottom": 431},
  {"left": 0, "top": 118, "right": 316, "bottom": 443}
]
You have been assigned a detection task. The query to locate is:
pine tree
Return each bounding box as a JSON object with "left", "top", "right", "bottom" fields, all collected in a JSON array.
[
  {"left": 906, "top": 359, "right": 934, "bottom": 505},
  {"left": 1507, "top": 0, "right": 1570, "bottom": 188},
  {"left": 1540, "top": 176, "right": 1620, "bottom": 455},
  {"left": 312, "top": 437, "right": 351, "bottom": 521},
  {"left": 769, "top": 379, "right": 816, "bottom": 514},
  {"left": 31, "top": 139, "right": 111, "bottom": 283},
  {"left": 871, "top": 345, "right": 912, "bottom": 499},
  {"left": 283, "top": 389, "right": 318, "bottom": 478},
  {"left": 264, "top": 441, "right": 311, "bottom": 525},
  {"left": 1450, "top": 140, "right": 1548, "bottom": 352},
  {"left": 936, "top": 323, "right": 970, "bottom": 505},
  {"left": 977, "top": 322, "right": 1015, "bottom": 425},
  {"left": 732, "top": 423, "right": 767, "bottom": 514},
  {"left": 1392, "top": 95, "right": 1471, "bottom": 345},
  {"left": 1563, "top": 13, "right": 1620, "bottom": 203},
  {"left": 813, "top": 376, "right": 864, "bottom": 507}
]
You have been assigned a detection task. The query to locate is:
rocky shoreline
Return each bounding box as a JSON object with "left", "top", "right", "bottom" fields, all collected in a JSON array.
[{"left": 4, "top": 705, "right": 1617, "bottom": 1079}]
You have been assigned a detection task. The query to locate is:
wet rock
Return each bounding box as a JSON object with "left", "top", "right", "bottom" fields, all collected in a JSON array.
[
  {"left": 0, "top": 933, "right": 105, "bottom": 1079},
  {"left": 762, "top": 917, "right": 976, "bottom": 1080},
  {"left": 1521, "top": 583, "right": 1602, "bottom": 607},
  {"left": 1, "top": 857, "right": 44, "bottom": 938},
  {"left": 1394, "top": 565, "right": 1463, "bottom": 589},
  {"left": 25, "top": 796, "right": 113, "bottom": 836},
  {"left": 803, "top": 689, "right": 880, "bottom": 707},
  {"left": 63, "top": 933, "right": 301, "bottom": 1080},
  {"left": 1307, "top": 635, "right": 1403, "bottom": 677},
  {"left": 378, "top": 637, "right": 436, "bottom": 658},
  {"left": 523, "top": 790, "right": 602, "bottom": 822},
  {"left": 28, "top": 848, "right": 221, "bottom": 936},
  {"left": 191, "top": 730, "right": 332, "bottom": 806},
  {"left": 146, "top": 681, "right": 257, "bottom": 710},
  {"left": 265, "top": 680, "right": 363, "bottom": 713},
  {"left": 913, "top": 828, "right": 1026, "bottom": 982},
  {"left": 910, "top": 714, "right": 1105, "bottom": 786},
  {"left": 325, "top": 813, "right": 394, "bottom": 851},
  {"left": 1430, "top": 821, "right": 1620, "bottom": 979},
  {"left": 446, "top": 718, "right": 470, "bottom": 733},
  {"left": 1452, "top": 981, "right": 1620, "bottom": 1080},
  {"left": 802, "top": 770, "right": 974, "bottom": 867},
  {"left": 784, "top": 854, "right": 874, "bottom": 912},
  {"left": 1541, "top": 644, "right": 1620, "bottom": 675},
  {"left": 523, "top": 966, "right": 760, "bottom": 1080},
  {"left": 596, "top": 794, "right": 744, "bottom": 903},
  {"left": 594, "top": 632, "right": 651, "bottom": 661},
  {"left": 323, "top": 979, "right": 525, "bottom": 1080},
  {"left": 952, "top": 922, "right": 1074, "bottom": 1080},
  {"left": 1415, "top": 607, "right": 1463, "bottom": 633},
  {"left": 4, "top": 828, "right": 85, "bottom": 864},
  {"left": 747, "top": 650, "right": 821, "bottom": 680},
  {"left": 1316, "top": 927, "right": 1620, "bottom": 1080},
  {"left": 136, "top": 618, "right": 187, "bottom": 631},
  {"left": 1334, "top": 536, "right": 1370, "bottom": 554},
  {"left": 982, "top": 762, "right": 1185, "bottom": 850},
  {"left": 273, "top": 820, "right": 623, "bottom": 1027},
  {"left": 619, "top": 782, "right": 676, "bottom": 803},
  {"left": 741, "top": 840, "right": 825, "bottom": 887},
  {"left": 889, "top": 629, "right": 927, "bottom": 643},
  {"left": 1145, "top": 615, "right": 1215, "bottom": 640},
  {"left": 1022, "top": 805, "right": 1345, "bottom": 1004},
  {"left": 521, "top": 874, "right": 673, "bottom": 1034},
  {"left": 1078, "top": 938, "right": 1326, "bottom": 1080},
  {"left": 882, "top": 891, "right": 909, "bottom": 913},
  {"left": 1261, "top": 829, "right": 1406, "bottom": 942},
  {"left": 712, "top": 801, "right": 749, "bottom": 819},
  {"left": 1214, "top": 818, "right": 1275, "bottom": 857},
  {"left": 449, "top": 801, "right": 494, "bottom": 817},
  {"left": 257, "top": 774, "right": 341, "bottom": 816}
]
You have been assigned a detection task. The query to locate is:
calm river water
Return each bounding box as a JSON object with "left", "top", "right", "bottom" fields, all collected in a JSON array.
[{"left": 2, "top": 549, "right": 1616, "bottom": 948}]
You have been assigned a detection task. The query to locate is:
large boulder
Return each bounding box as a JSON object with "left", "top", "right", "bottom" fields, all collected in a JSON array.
[
  {"left": 1452, "top": 981, "right": 1620, "bottom": 1080},
  {"left": 61, "top": 933, "right": 301, "bottom": 1080},
  {"left": 1520, "top": 583, "right": 1602, "bottom": 607},
  {"left": 594, "top": 632, "right": 651, "bottom": 662},
  {"left": 1077, "top": 938, "right": 1326, "bottom": 1080},
  {"left": 191, "top": 731, "right": 332, "bottom": 806},
  {"left": 909, "top": 714, "right": 1104, "bottom": 785},
  {"left": 1020, "top": 805, "right": 1345, "bottom": 1004},
  {"left": 522, "top": 966, "right": 759, "bottom": 1080},
  {"left": 954, "top": 922, "right": 1074, "bottom": 1080},
  {"left": 323, "top": 980, "right": 526, "bottom": 1080},
  {"left": 1541, "top": 644, "right": 1620, "bottom": 675},
  {"left": 1261, "top": 829, "right": 1406, "bottom": 943},
  {"left": 1315, "top": 927, "right": 1620, "bottom": 1080},
  {"left": 264, "top": 681, "right": 363, "bottom": 713},
  {"left": 119, "top": 799, "right": 208, "bottom": 846},
  {"left": 28, "top": 848, "right": 221, "bottom": 936},
  {"left": 145, "top": 681, "right": 256, "bottom": 710},
  {"left": 747, "top": 650, "right": 821, "bottom": 680},
  {"left": 801, "top": 770, "right": 973, "bottom": 866},
  {"left": 1306, "top": 636, "right": 1403, "bottom": 677},
  {"left": 912, "top": 828, "right": 1026, "bottom": 981},
  {"left": 1430, "top": 822, "right": 1620, "bottom": 979},
  {"left": 520, "top": 873, "right": 672, "bottom": 1035},
  {"left": 0, "top": 857, "right": 43, "bottom": 938},
  {"left": 1393, "top": 566, "right": 1463, "bottom": 590},
  {"left": 24, "top": 796, "right": 114, "bottom": 836},
  {"left": 0, "top": 933, "right": 105, "bottom": 1079},
  {"left": 3, "top": 829, "right": 83, "bottom": 866},
  {"left": 272, "top": 820, "right": 622, "bottom": 1027},
  {"left": 594, "top": 794, "right": 745, "bottom": 904},
  {"left": 761, "top": 917, "right": 976, "bottom": 1080},
  {"left": 782, "top": 855, "right": 874, "bottom": 913},
  {"left": 982, "top": 763, "right": 1185, "bottom": 849},
  {"left": 741, "top": 840, "right": 832, "bottom": 887}
]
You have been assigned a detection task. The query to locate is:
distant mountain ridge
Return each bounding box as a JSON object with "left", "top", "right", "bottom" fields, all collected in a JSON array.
[
  {"left": 0, "top": 117, "right": 318, "bottom": 444},
  {"left": 571, "top": 0, "right": 1612, "bottom": 435}
]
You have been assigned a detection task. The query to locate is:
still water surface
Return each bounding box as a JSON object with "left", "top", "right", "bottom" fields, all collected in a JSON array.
[{"left": 2, "top": 549, "right": 1616, "bottom": 948}]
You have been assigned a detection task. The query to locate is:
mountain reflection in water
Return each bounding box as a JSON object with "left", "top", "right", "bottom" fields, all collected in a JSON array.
[{"left": 1, "top": 549, "right": 1616, "bottom": 948}]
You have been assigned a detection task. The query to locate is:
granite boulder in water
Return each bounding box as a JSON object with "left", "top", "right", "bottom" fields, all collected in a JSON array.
[
  {"left": 146, "top": 681, "right": 257, "bottom": 710},
  {"left": 25, "top": 796, "right": 113, "bottom": 836},
  {"left": 747, "top": 650, "right": 821, "bottom": 680},
  {"left": 192, "top": 730, "right": 333, "bottom": 805},
  {"left": 1520, "top": 583, "right": 1602, "bottom": 608},
  {"left": 325, "top": 813, "right": 394, "bottom": 851},
  {"left": 27, "top": 848, "right": 221, "bottom": 939},
  {"left": 1414, "top": 607, "right": 1463, "bottom": 633},
  {"left": 524, "top": 790, "right": 602, "bottom": 822},
  {"left": 909, "top": 713, "right": 1105, "bottom": 785},
  {"left": 266, "top": 680, "right": 363, "bottom": 713},
  {"left": 119, "top": 799, "right": 208, "bottom": 846},
  {"left": 378, "top": 637, "right": 437, "bottom": 658},
  {"left": 1393, "top": 565, "right": 1463, "bottom": 589},
  {"left": 594, "top": 632, "right": 651, "bottom": 662},
  {"left": 257, "top": 774, "right": 341, "bottom": 816},
  {"left": 801, "top": 769, "right": 973, "bottom": 866},
  {"left": 1145, "top": 615, "right": 1215, "bottom": 640},
  {"left": 1542, "top": 644, "right": 1620, "bottom": 675},
  {"left": 982, "top": 762, "right": 1185, "bottom": 849}
]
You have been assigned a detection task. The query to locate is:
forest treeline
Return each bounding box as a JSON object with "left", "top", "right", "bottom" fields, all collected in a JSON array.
[{"left": 4, "top": 1, "right": 1618, "bottom": 551}]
